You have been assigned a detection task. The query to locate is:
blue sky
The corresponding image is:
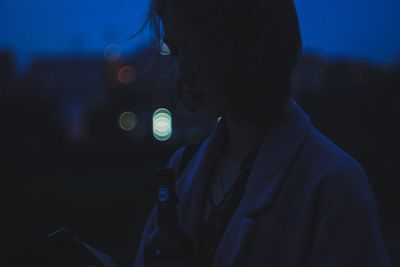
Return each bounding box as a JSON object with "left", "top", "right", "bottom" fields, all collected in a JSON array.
[{"left": 1, "top": 0, "right": 399, "bottom": 72}]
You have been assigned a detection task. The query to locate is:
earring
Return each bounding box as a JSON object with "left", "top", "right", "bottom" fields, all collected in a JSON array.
[{"left": 159, "top": 38, "right": 172, "bottom": 56}]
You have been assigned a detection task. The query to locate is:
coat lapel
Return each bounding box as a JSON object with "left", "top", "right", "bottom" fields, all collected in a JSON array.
[
  {"left": 242, "top": 99, "right": 312, "bottom": 219},
  {"left": 212, "top": 99, "right": 312, "bottom": 266}
]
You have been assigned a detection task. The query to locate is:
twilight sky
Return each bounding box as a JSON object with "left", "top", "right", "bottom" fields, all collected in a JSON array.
[{"left": 1, "top": 0, "right": 399, "bottom": 73}]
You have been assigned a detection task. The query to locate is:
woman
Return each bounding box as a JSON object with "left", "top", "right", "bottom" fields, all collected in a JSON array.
[{"left": 134, "top": 0, "right": 392, "bottom": 266}]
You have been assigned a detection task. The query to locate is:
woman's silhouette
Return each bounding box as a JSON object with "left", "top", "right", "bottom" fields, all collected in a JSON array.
[{"left": 134, "top": 0, "right": 392, "bottom": 266}]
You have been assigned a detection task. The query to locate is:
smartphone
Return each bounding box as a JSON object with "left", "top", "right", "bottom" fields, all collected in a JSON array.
[{"left": 47, "top": 227, "right": 107, "bottom": 267}]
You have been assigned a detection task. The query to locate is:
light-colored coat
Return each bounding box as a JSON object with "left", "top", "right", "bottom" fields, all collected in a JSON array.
[{"left": 134, "top": 99, "right": 392, "bottom": 267}]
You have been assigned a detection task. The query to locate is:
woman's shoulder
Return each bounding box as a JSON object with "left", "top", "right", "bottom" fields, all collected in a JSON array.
[
  {"left": 304, "top": 127, "right": 366, "bottom": 175},
  {"left": 297, "top": 126, "right": 377, "bottom": 211}
]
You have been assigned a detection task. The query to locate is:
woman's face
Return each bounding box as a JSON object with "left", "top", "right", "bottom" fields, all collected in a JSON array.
[{"left": 161, "top": 4, "right": 230, "bottom": 121}]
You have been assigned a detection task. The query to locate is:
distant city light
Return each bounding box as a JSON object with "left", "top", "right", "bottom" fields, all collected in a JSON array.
[
  {"left": 119, "top": 111, "right": 138, "bottom": 131},
  {"left": 118, "top": 66, "right": 136, "bottom": 84},
  {"left": 104, "top": 44, "right": 121, "bottom": 62},
  {"left": 152, "top": 108, "right": 172, "bottom": 141}
]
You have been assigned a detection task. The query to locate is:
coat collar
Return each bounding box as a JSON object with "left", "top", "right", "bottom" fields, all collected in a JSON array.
[
  {"left": 171, "top": 98, "right": 311, "bottom": 249},
  {"left": 241, "top": 99, "right": 311, "bottom": 218}
]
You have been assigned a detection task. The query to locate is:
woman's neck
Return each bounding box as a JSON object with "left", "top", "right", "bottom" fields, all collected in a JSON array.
[{"left": 222, "top": 115, "right": 268, "bottom": 161}]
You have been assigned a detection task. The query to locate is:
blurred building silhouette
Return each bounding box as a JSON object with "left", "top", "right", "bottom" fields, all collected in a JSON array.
[{"left": 2, "top": 48, "right": 399, "bottom": 266}]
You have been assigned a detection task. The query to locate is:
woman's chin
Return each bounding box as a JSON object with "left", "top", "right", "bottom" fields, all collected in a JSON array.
[
  {"left": 195, "top": 106, "right": 220, "bottom": 121},
  {"left": 176, "top": 101, "right": 220, "bottom": 122}
]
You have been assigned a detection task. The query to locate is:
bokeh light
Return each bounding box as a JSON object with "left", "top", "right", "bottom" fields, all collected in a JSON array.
[
  {"left": 118, "top": 66, "right": 136, "bottom": 84},
  {"left": 118, "top": 111, "right": 138, "bottom": 131},
  {"left": 104, "top": 44, "right": 122, "bottom": 62},
  {"left": 152, "top": 108, "right": 172, "bottom": 141}
]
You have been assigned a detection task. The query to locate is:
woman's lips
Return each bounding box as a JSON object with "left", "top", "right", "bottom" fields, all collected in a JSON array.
[{"left": 185, "top": 89, "right": 203, "bottom": 100}]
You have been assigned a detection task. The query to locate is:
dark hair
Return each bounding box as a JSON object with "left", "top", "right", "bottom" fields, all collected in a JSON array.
[{"left": 134, "top": 0, "right": 302, "bottom": 124}]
